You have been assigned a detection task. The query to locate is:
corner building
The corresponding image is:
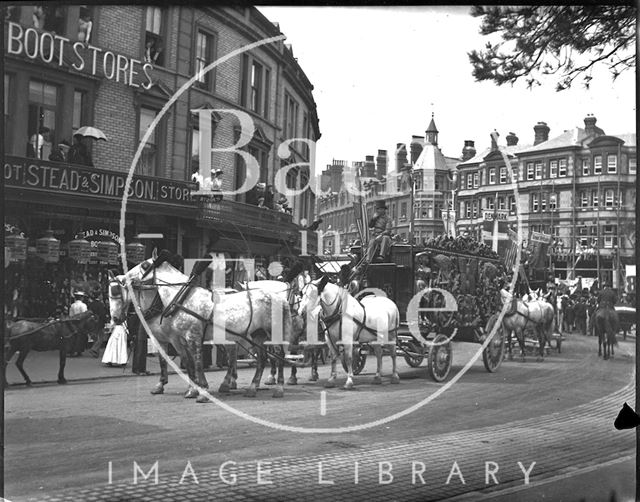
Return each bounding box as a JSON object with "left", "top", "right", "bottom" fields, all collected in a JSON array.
[{"left": 4, "top": 5, "right": 320, "bottom": 317}]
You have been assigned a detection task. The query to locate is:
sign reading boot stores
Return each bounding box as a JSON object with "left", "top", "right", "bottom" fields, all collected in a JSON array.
[{"left": 5, "top": 156, "right": 196, "bottom": 205}]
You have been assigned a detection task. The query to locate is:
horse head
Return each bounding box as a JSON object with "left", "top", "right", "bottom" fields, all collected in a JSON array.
[
  {"left": 298, "top": 275, "right": 329, "bottom": 318},
  {"left": 107, "top": 270, "right": 129, "bottom": 324}
]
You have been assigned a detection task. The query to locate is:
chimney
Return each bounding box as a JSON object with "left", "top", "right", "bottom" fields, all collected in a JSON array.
[
  {"left": 410, "top": 136, "right": 424, "bottom": 164},
  {"left": 584, "top": 114, "right": 604, "bottom": 137},
  {"left": 506, "top": 132, "right": 519, "bottom": 146},
  {"left": 490, "top": 131, "right": 500, "bottom": 151},
  {"left": 376, "top": 149, "right": 388, "bottom": 180},
  {"left": 363, "top": 155, "right": 376, "bottom": 178},
  {"left": 461, "top": 140, "right": 476, "bottom": 161},
  {"left": 396, "top": 143, "right": 407, "bottom": 172},
  {"left": 329, "top": 160, "right": 344, "bottom": 192},
  {"left": 533, "top": 122, "right": 550, "bottom": 145}
]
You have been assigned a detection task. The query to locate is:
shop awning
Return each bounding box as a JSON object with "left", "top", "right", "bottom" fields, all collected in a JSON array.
[{"left": 315, "top": 260, "right": 351, "bottom": 274}]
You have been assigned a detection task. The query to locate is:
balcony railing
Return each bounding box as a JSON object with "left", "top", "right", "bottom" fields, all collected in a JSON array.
[{"left": 197, "top": 198, "right": 299, "bottom": 239}]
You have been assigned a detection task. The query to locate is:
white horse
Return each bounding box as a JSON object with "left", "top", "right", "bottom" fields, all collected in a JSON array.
[
  {"left": 108, "top": 250, "right": 292, "bottom": 401},
  {"left": 298, "top": 275, "right": 400, "bottom": 390}
]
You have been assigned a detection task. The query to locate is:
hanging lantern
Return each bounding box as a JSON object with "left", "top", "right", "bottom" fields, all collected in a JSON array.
[
  {"left": 125, "top": 241, "right": 146, "bottom": 263},
  {"left": 6, "top": 234, "right": 27, "bottom": 262},
  {"left": 36, "top": 230, "right": 60, "bottom": 263},
  {"left": 68, "top": 237, "right": 91, "bottom": 264},
  {"left": 97, "top": 240, "right": 119, "bottom": 264}
]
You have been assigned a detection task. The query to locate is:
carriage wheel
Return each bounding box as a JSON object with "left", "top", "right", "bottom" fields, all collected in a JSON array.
[
  {"left": 482, "top": 315, "right": 505, "bottom": 373},
  {"left": 403, "top": 339, "right": 425, "bottom": 367},
  {"left": 427, "top": 334, "right": 452, "bottom": 382},
  {"left": 341, "top": 345, "right": 368, "bottom": 375}
]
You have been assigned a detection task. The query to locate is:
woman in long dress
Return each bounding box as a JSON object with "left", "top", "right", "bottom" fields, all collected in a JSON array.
[{"left": 102, "top": 322, "right": 129, "bottom": 366}]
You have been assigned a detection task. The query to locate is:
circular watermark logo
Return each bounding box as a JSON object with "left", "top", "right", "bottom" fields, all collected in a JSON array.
[{"left": 118, "top": 37, "right": 525, "bottom": 433}]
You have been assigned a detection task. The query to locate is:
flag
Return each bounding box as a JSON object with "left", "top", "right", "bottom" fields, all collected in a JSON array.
[
  {"left": 352, "top": 170, "right": 369, "bottom": 245},
  {"left": 504, "top": 228, "right": 519, "bottom": 271},
  {"left": 529, "top": 231, "right": 552, "bottom": 270}
]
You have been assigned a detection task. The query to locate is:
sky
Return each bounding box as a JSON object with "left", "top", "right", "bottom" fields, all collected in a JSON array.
[{"left": 258, "top": 6, "right": 636, "bottom": 175}]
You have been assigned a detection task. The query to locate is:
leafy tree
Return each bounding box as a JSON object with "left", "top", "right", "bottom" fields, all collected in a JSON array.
[{"left": 468, "top": 6, "right": 636, "bottom": 91}]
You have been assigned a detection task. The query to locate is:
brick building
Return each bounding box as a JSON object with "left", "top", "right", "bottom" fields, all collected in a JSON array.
[{"left": 4, "top": 5, "right": 319, "bottom": 316}]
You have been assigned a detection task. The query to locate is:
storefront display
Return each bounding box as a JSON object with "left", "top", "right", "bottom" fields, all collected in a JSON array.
[{"left": 36, "top": 230, "right": 60, "bottom": 263}]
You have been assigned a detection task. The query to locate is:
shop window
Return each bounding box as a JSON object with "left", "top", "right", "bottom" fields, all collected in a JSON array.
[
  {"left": 489, "top": 168, "right": 496, "bottom": 185},
  {"left": 144, "top": 6, "right": 165, "bottom": 66},
  {"left": 607, "top": 154, "right": 617, "bottom": 174},
  {"left": 535, "top": 162, "right": 542, "bottom": 180},
  {"left": 531, "top": 194, "right": 539, "bottom": 212},
  {"left": 28, "top": 80, "right": 58, "bottom": 160},
  {"left": 284, "top": 92, "right": 299, "bottom": 140},
  {"left": 241, "top": 55, "right": 271, "bottom": 119},
  {"left": 499, "top": 167, "right": 507, "bottom": 184},
  {"left": 558, "top": 159, "right": 567, "bottom": 177},
  {"left": 473, "top": 172, "right": 479, "bottom": 188},
  {"left": 629, "top": 157, "right": 637, "bottom": 174},
  {"left": 605, "top": 189, "right": 614, "bottom": 207},
  {"left": 138, "top": 106, "right": 159, "bottom": 175},
  {"left": 593, "top": 155, "right": 602, "bottom": 174},
  {"left": 526, "top": 163, "right": 534, "bottom": 181},
  {"left": 549, "top": 160, "right": 558, "bottom": 178},
  {"left": 195, "top": 30, "right": 215, "bottom": 90}
]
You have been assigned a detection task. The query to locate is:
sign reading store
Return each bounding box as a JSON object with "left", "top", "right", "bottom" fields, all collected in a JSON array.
[
  {"left": 6, "top": 21, "right": 153, "bottom": 89},
  {"left": 5, "top": 156, "right": 195, "bottom": 205}
]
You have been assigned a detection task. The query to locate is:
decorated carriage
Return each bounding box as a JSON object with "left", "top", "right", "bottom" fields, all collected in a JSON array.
[{"left": 347, "top": 234, "right": 508, "bottom": 382}]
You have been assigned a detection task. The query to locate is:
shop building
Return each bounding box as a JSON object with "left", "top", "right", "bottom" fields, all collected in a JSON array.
[{"left": 4, "top": 5, "right": 320, "bottom": 317}]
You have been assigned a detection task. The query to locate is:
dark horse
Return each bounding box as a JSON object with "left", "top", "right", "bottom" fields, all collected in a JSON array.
[
  {"left": 4, "top": 311, "right": 99, "bottom": 386},
  {"left": 594, "top": 307, "right": 619, "bottom": 360}
]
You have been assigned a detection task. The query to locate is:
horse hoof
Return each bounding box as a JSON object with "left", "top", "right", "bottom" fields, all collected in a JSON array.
[
  {"left": 184, "top": 388, "right": 199, "bottom": 399},
  {"left": 150, "top": 385, "right": 164, "bottom": 395},
  {"left": 372, "top": 376, "right": 382, "bottom": 385},
  {"left": 343, "top": 381, "right": 355, "bottom": 390},
  {"left": 230, "top": 381, "right": 237, "bottom": 390},
  {"left": 264, "top": 375, "right": 276, "bottom": 386},
  {"left": 196, "top": 394, "right": 211, "bottom": 404},
  {"left": 25, "top": 381, "right": 32, "bottom": 387},
  {"left": 272, "top": 387, "right": 284, "bottom": 398},
  {"left": 58, "top": 379, "right": 67, "bottom": 385},
  {"left": 244, "top": 388, "right": 257, "bottom": 398},
  {"left": 390, "top": 374, "right": 400, "bottom": 384},
  {"left": 218, "top": 383, "right": 231, "bottom": 394},
  {"left": 324, "top": 380, "right": 336, "bottom": 389},
  {"left": 286, "top": 376, "right": 298, "bottom": 386}
]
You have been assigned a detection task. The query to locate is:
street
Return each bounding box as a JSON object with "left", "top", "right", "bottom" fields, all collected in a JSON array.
[{"left": 4, "top": 333, "right": 635, "bottom": 501}]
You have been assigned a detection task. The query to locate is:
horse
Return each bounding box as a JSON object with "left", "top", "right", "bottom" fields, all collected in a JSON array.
[
  {"left": 594, "top": 307, "right": 619, "bottom": 360},
  {"left": 4, "top": 311, "right": 99, "bottom": 386},
  {"left": 108, "top": 250, "right": 293, "bottom": 401},
  {"left": 499, "top": 289, "right": 555, "bottom": 362},
  {"left": 298, "top": 275, "right": 400, "bottom": 390}
]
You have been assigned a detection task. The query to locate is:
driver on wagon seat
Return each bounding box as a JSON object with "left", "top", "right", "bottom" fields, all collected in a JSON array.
[{"left": 366, "top": 200, "right": 392, "bottom": 263}]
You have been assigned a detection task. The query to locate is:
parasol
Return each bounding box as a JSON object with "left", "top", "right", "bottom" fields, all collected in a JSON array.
[{"left": 74, "top": 126, "right": 108, "bottom": 141}]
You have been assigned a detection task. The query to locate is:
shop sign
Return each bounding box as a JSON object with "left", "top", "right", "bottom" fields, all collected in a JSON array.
[
  {"left": 6, "top": 234, "right": 27, "bottom": 262},
  {"left": 97, "top": 241, "right": 119, "bottom": 265},
  {"left": 4, "top": 156, "right": 196, "bottom": 205},
  {"left": 483, "top": 211, "right": 507, "bottom": 221},
  {"left": 36, "top": 230, "right": 60, "bottom": 263},
  {"left": 125, "top": 242, "right": 146, "bottom": 263},
  {"left": 68, "top": 238, "right": 91, "bottom": 264},
  {"left": 6, "top": 22, "right": 153, "bottom": 89}
]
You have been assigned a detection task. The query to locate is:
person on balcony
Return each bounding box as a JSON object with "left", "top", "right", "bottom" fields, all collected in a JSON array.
[
  {"left": 210, "top": 169, "right": 223, "bottom": 202},
  {"left": 68, "top": 134, "right": 93, "bottom": 167},
  {"left": 366, "top": 200, "right": 392, "bottom": 263}
]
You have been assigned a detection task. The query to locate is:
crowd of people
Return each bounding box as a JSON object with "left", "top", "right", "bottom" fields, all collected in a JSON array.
[{"left": 27, "top": 127, "right": 94, "bottom": 167}]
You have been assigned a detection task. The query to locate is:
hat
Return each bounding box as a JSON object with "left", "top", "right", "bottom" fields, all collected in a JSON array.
[
  {"left": 211, "top": 169, "right": 223, "bottom": 175},
  {"left": 73, "top": 291, "right": 86, "bottom": 298},
  {"left": 375, "top": 200, "right": 388, "bottom": 209}
]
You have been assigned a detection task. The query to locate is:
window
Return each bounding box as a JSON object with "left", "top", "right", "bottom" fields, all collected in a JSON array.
[
  {"left": 549, "top": 193, "right": 557, "bottom": 210},
  {"left": 497, "top": 196, "right": 506, "bottom": 210},
  {"left": 499, "top": 167, "right": 507, "bottom": 184},
  {"left": 4, "top": 74, "right": 11, "bottom": 151},
  {"left": 526, "top": 162, "right": 534, "bottom": 180},
  {"left": 508, "top": 195, "right": 516, "bottom": 213},
  {"left": 32, "top": 5, "right": 67, "bottom": 35},
  {"left": 581, "top": 158, "right": 589, "bottom": 176},
  {"left": 592, "top": 189, "right": 598, "bottom": 207},
  {"left": 594, "top": 155, "right": 602, "bottom": 174},
  {"left": 145, "top": 7, "right": 165, "bottom": 66},
  {"left": 550, "top": 160, "right": 558, "bottom": 178},
  {"left": 489, "top": 168, "right": 496, "bottom": 184},
  {"left": 467, "top": 173, "right": 473, "bottom": 189},
  {"left": 605, "top": 189, "right": 614, "bottom": 207},
  {"left": 472, "top": 200, "right": 479, "bottom": 218},
  {"left": 604, "top": 235, "right": 617, "bottom": 249},
  {"left": 511, "top": 166, "right": 518, "bottom": 182},
  {"left": 302, "top": 112, "right": 309, "bottom": 158},
  {"left": 486, "top": 196, "right": 494, "bottom": 210},
  {"left": 28, "top": 80, "right": 57, "bottom": 160},
  {"left": 78, "top": 6, "right": 93, "bottom": 43},
  {"left": 400, "top": 202, "right": 407, "bottom": 220},
  {"left": 558, "top": 159, "right": 567, "bottom": 177},
  {"left": 541, "top": 193, "right": 547, "bottom": 211},
  {"left": 191, "top": 127, "right": 200, "bottom": 175},
  {"left": 72, "top": 90, "right": 85, "bottom": 136},
  {"left": 241, "top": 56, "right": 271, "bottom": 119},
  {"left": 535, "top": 162, "right": 542, "bottom": 180},
  {"left": 629, "top": 157, "right": 637, "bottom": 174},
  {"left": 607, "top": 154, "right": 617, "bottom": 174},
  {"left": 531, "top": 193, "right": 539, "bottom": 212},
  {"left": 465, "top": 202, "right": 471, "bottom": 218},
  {"left": 195, "top": 30, "right": 214, "bottom": 89},
  {"left": 580, "top": 191, "right": 588, "bottom": 208},
  {"left": 284, "top": 92, "right": 299, "bottom": 140},
  {"left": 473, "top": 172, "right": 479, "bottom": 188},
  {"left": 138, "top": 106, "right": 159, "bottom": 175}
]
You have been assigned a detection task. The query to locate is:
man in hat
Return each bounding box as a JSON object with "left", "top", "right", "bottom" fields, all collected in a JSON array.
[
  {"left": 211, "top": 168, "right": 223, "bottom": 201},
  {"left": 69, "top": 291, "right": 88, "bottom": 317},
  {"left": 366, "top": 200, "right": 393, "bottom": 263}
]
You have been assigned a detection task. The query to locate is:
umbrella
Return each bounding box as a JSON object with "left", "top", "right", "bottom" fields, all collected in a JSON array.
[{"left": 74, "top": 126, "right": 108, "bottom": 141}]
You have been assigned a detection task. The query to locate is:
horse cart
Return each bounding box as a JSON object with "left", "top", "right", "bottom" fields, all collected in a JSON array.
[{"left": 347, "top": 240, "right": 508, "bottom": 382}]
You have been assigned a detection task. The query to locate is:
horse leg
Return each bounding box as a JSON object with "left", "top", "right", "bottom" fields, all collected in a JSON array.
[
  {"left": 517, "top": 329, "right": 527, "bottom": 362},
  {"left": 264, "top": 354, "right": 277, "bottom": 386},
  {"left": 15, "top": 348, "right": 31, "bottom": 386},
  {"left": 324, "top": 342, "right": 339, "bottom": 389},
  {"left": 309, "top": 348, "right": 320, "bottom": 382},
  {"left": 535, "top": 327, "right": 545, "bottom": 363},
  {"left": 151, "top": 343, "right": 169, "bottom": 395},
  {"left": 273, "top": 346, "right": 285, "bottom": 398},
  {"left": 4, "top": 344, "right": 18, "bottom": 388},
  {"left": 286, "top": 348, "right": 298, "bottom": 386},
  {"left": 343, "top": 343, "right": 355, "bottom": 390},
  {"left": 245, "top": 344, "right": 266, "bottom": 398},
  {"left": 219, "top": 344, "right": 237, "bottom": 393},
  {"left": 58, "top": 342, "right": 68, "bottom": 384},
  {"left": 389, "top": 342, "right": 400, "bottom": 384},
  {"left": 371, "top": 345, "right": 383, "bottom": 385},
  {"left": 182, "top": 336, "right": 201, "bottom": 399}
]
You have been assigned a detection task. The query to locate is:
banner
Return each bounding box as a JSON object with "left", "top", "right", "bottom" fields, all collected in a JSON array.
[{"left": 528, "top": 231, "right": 551, "bottom": 270}]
